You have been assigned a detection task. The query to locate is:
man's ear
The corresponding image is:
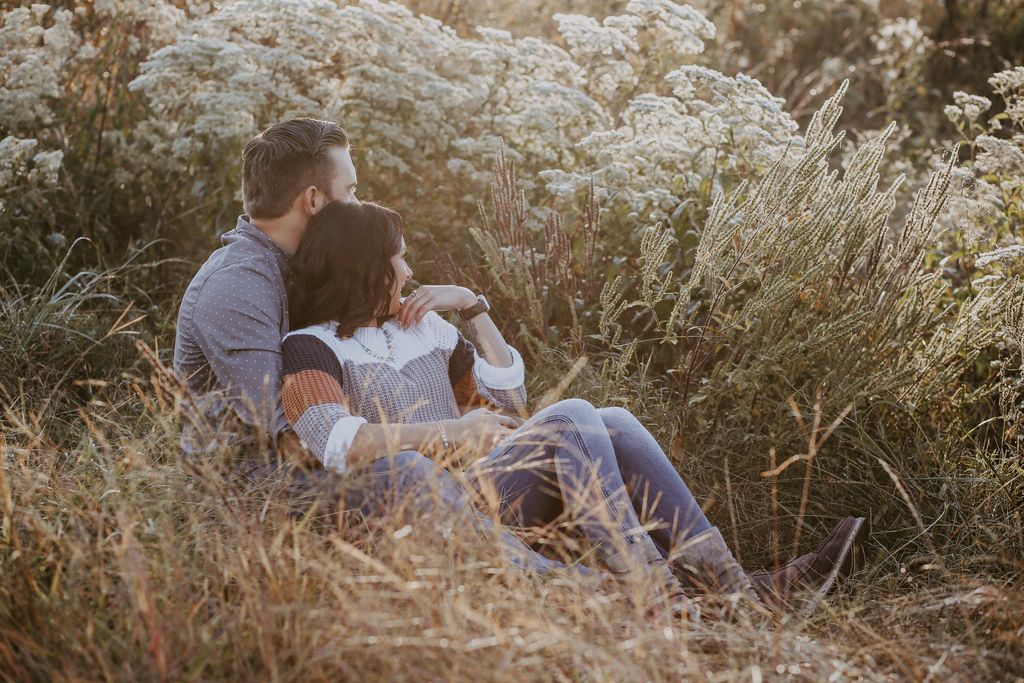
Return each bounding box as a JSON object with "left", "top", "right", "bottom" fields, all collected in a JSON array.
[{"left": 300, "top": 185, "right": 321, "bottom": 217}]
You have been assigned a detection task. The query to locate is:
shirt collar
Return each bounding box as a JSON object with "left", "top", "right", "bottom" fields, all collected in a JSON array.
[{"left": 231, "top": 214, "right": 293, "bottom": 278}]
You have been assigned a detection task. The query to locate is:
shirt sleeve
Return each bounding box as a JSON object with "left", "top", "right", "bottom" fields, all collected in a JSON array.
[
  {"left": 189, "top": 264, "right": 289, "bottom": 441},
  {"left": 281, "top": 333, "right": 366, "bottom": 473},
  {"left": 447, "top": 328, "right": 527, "bottom": 414}
]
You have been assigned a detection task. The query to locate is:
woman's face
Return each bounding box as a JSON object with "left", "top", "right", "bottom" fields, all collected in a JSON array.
[{"left": 386, "top": 237, "right": 413, "bottom": 316}]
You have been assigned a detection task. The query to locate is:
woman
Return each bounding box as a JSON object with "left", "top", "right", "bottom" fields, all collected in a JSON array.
[{"left": 282, "top": 200, "right": 864, "bottom": 617}]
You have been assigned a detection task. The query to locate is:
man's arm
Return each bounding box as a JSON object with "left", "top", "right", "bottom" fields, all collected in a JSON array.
[{"left": 190, "top": 265, "right": 289, "bottom": 442}]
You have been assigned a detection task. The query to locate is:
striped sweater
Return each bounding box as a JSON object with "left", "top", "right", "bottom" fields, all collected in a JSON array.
[{"left": 281, "top": 310, "right": 526, "bottom": 472}]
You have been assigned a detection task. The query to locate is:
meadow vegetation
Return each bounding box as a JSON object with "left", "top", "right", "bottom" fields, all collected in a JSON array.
[{"left": 1, "top": 0, "right": 1023, "bottom": 680}]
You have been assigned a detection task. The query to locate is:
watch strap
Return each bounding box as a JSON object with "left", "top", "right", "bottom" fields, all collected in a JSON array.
[{"left": 458, "top": 294, "right": 490, "bottom": 321}]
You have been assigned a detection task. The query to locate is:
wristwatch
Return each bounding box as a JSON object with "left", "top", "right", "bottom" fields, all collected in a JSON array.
[{"left": 458, "top": 293, "right": 491, "bottom": 321}]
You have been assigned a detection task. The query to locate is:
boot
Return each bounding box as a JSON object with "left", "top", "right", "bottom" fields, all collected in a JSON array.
[
  {"left": 601, "top": 537, "right": 700, "bottom": 623},
  {"left": 673, "top": 526, "right": 758, "bottom": 598},
  {"left": 600, "top": 533, "right": 665, "bottom": 574},
  {"left": 669, "top": 526, "right": 761, "bottom": 620},
  {"left": 749, "top": 517, "right": 864, "bottom": 617}
]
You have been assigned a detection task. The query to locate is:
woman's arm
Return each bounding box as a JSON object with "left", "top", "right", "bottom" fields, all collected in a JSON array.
[
  {"left": 461, "top": 310, "right": 512, "bottom": 368},
  {"left": 345, "top": 422, "right": 443, "bottom": 469},
  {"left": 283, "top": 333, "right": 452, "bottom": 472},
  {"left": 454, "top": 299, "right": 528, "bottom": 414},
  {"left": 437, "top": 314, "right": 527, "bottom": 416},
  {"left": 398, "top": 286, "right": 527, "bottom": 414},
  {"left": 397, "top": 286, "right": 506, "bottom": 355}
]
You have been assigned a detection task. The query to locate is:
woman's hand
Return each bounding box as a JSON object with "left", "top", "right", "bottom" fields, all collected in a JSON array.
[
  {"left": 446, "top": 407, "right": 524, "bottom": 454},
  {"left": 397, "top": 285, "right": 476, "bottom": 328}
]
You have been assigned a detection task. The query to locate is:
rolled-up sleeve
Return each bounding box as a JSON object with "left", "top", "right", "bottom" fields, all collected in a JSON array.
[
  {"left": 448, "top": 330, "right": 527, "bottom": 414},
  {"left": 282, "top": 333, "right": 366, "bottom": 473},
  {"left": 189, "top": 265, "right": 289, "bottom": 440},
  {"left": 472, "top": 344, "right": 525, "bottom": 390}
]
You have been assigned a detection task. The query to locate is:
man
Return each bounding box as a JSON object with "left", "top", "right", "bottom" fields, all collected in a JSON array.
[{"left": 173, "top": 118, "right": 357, "bottom": 458}]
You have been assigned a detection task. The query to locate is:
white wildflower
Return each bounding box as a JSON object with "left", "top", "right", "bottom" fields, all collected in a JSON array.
[
  {"left": 1006, "top": 100, "right": 1024, "bottom": 128},
  {"left": 872, "top": 17, "right": 930, "bottom": 87},
  {"left": 0, "top": 6, "right": 80, "bottom": 130},
  {"left": 988, "top": 66, "right": 1024, "bottom": 98},
  {"left": 874, "top": 17, "right": 926, "bottom": 53},
  {"left": 953, "top": 91, "right": 992, "bottom": 123},
  {"left": 975, "top": 135, "right": 1024, "bottom": 176},
  {"left": 28, "top": 150, "right": 63, "bottom": 186},
  {"left": 474, "top": 26, "right": 512, "bottom": 43},
  {"left": 555, "top": 14, "right": 638, "bottom": 59},
  {"left": 976, "top": 245, "right": 1024, "bottom": 268},
  {"left": 624, "top": 0, "right": 715, "bottom": 59},
  {"left": 0, "top": 135, "right": 38, "bottom": 186}
]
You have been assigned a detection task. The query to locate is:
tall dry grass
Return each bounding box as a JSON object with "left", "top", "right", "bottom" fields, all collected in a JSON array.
[
  {"left": 2, "top": 2, "right": 1023, "bottom": 680},
  {"left": 2, "top": 332, "right": 1021, "bottom": 680}
]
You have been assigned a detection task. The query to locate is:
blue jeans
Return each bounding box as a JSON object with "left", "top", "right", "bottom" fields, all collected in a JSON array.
[
  {"left": 251, "top": 399, "right": 713, "bottom": 577},
  {"left": 244, "top": 448, "right": 591, "bottom": 575},
  {"left": 343, "top": 450, "right": 584, "bottom": 575},
  {"left": 466, "top": 399, "right": 713, "bottom": 568}
]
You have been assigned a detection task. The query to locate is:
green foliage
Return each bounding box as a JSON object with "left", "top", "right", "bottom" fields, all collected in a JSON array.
[
  {"left": 458, "top": 82, "right": 1024, "bottom": 570},
  {"left": 0, "top": 241, "right": 160, "bottom": 441}
]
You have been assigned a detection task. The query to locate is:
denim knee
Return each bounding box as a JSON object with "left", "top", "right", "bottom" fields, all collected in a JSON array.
[
  {"left": 596, "top": 406, "right": 639, "bottom": 435},
  {"left": 389, "top": 449, "right": 434, "bottom": 472},
  {"left": 366, "top": 450, "right": 435, "bottom": 493},
  {"left": 347, "top": 451, "right": 462, "bottom": 523},
  {"left": 545, "top": 398, "right": 600, "bottom": 425},
  {"left": 390, "top": 450, "right": 472, "bottom": 509}
]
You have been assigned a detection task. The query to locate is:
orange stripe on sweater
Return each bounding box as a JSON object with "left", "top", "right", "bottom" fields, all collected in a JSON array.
[
  {"left": 452, "top": 370, "right": 495, "bottom": 410},
  {"left": 283, "top": 369, "right": 346, "bottom": 424}
]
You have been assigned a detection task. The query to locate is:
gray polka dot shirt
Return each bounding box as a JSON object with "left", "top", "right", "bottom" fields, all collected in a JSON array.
[{"left": 173, "top": 216, "right": 291, "bottom": 455}]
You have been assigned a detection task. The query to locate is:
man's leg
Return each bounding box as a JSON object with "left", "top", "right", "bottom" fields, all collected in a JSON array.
[{"left": 343, "top": 450, "right": 574, "bottom": 576}]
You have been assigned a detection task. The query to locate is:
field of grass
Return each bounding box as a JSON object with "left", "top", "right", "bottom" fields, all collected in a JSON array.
[{"left": 2, "top": 1, "right": 1023, "bottom": 680}]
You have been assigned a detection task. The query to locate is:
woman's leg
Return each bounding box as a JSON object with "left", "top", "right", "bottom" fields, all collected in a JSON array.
[
  {"left": 467, "top": 399, "right": 668, "bottom": 573},
  {"left": 595, "top": 407, "right": 756, "bottom": 597},
  {"left": 344, "top": 450, "right": 574, "bottom": 575},
  {"left": 595, "top": 407, "right": 713, "bottom": 555}
]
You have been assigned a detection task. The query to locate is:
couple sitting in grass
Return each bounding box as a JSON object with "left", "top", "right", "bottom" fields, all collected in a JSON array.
[{"left": 173, "top": 117, "right": 863, "bottom": 620}]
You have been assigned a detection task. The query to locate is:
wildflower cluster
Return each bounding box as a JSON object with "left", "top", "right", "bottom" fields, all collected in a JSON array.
[
  {"left": 871, "top": 17, "right": 932, "bottom": 93},
  {"left": 936, "top": 67, "right": 1024, "bottom": 269},
  {"left": 0, "top": 5, "right": 81, "bottom": 206},
  {"left": 0, "top": 1, "right": 192, "bottom": 269},
  {"left": 126, "top": 0, "right": 797, "bottom": 229}
]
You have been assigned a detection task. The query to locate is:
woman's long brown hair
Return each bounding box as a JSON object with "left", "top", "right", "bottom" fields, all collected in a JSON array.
[{"left": 288, "top": 201, "right": 404, "bottom": 338}]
